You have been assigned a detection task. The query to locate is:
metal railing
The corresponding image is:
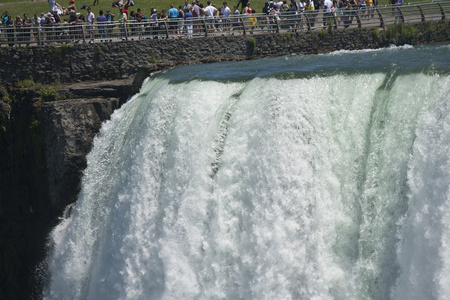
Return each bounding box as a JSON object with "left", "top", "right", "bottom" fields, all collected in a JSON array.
[{"left": 0, "top": 1, "right": 448, "bottom": 46}]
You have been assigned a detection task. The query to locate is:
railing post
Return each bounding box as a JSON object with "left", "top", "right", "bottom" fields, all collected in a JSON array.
[
  {"left": 331, "top": 12, "right": 338, "bottom": 30},
  {"left": 202, "top": 19, "right": 208, "bottom": 37},
  {"left": 82, "top": 24, "right": 87, "bottom": 43},
  {"left": 163, "top": 20, "right": 169, "bottom": 38},
  {"left": 355, "top": 9, "right": 361, "bottom": 28},
  {"left": 375, "top": 7, "right": 385, "bottom": 29},
  {"left": 274, "top": 15, "right": 280, "bottom": 33},
  {"left": 240, "top": 17, "right": 246, "bottom": 36},
  {"left": 437, "top": 3, "right": 445, "bottom": 20},
  {"left": 124, "top": 21, "right": 129, "bottom": 40},
  {"left": 303, "top": 13, "right": 311, "bottom": 31},
  {"left": 396, "top": 6, "right": 405, "bottom": 24},
  {"left": 417, "top": 5, "right": 425, "bottom": 23}
]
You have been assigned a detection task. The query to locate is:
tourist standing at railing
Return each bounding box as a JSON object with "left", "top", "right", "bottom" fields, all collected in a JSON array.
[
  {"left": 67, "top": 10, "right": 77, "bottom": 39},
  {"left": 22, "top": 13, "right": 32, "bottom": 43},
  {"left": 118, "top": 7, "right": 127, "bottom": 37},
  {"left": 184, "top": 7, "right": 193, "bottom": 37},
  {"left": 5, "top": 15, "right": 14, "bottom": 46},
  {"left": 86, "top": 7, "right": 95, "bottom": 41},
  {"left": 392, "top": 0, "right": 403, "bottom": 23},
  {"left": 97, "top": 10, "right": 107, "bottom": 39},
  {"left": 14, "top": 16, "right": 23, "bottom": 44},
  {"left": 262, "top": 2, "right": 269, "bottom": 14},
  {"left": 204, "top": 1, "right": 218, "bottom": 32},
  {"left": 32, "top": 13, "right": 40, "bottom": 26},
  {"left": 221, "top": 2, "right": 231, "bottom": 31},
  {"left": 23, "top": 14, "right": 32, "bottom": 26},
  {"left": 52, "top": 11, "right": 61, "bottom": 23},
  {"left": 192, "top": 1, "right": 200, "bottom": 17},
  {"left": 177, "top": 5, "right": 185, "bottom": 34},
  {"left": 68, "top": 10, "right": 77, "bottom": 24},
  {"left": 348, "top": 0, "right": 358, "bottom": 25},
  {"left": 244, "top": 2, "right": 252, "bottom": 14},
  {"left": 359, "top": 0, "right": 366, "bottom": 19},
  {"left": 183, "top": 0, "right": 193, "bottom": 13},
  {"left": 168, "top": 4, "right": 178, "bottom": 34},
  {"left": 305, "top": 0, "right": 315, "bottom": 28},
  {"left": 149, "top": 8, "right": 158, "bottom": 35},
  {"left": 366, "top": 0, "right": 373, "bottom": 18},
  {"left": 232, "top": 5, "right": 240, "bottom": 31},
  {"left": 87, "top": 7, "right": 95, "bottom": 25},
  {"left": 31, "top": 13, "right": 40, "bottom": 41},
  {"left": 323, "top": 0, "right": 332, "bottom": 26}
]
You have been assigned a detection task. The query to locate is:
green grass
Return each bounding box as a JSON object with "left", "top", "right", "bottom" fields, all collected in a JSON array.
[{"left": 0, "top": 0, "right": 429, "bottom": 21}]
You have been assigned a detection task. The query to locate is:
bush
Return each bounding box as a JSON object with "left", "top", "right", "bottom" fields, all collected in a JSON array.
[{"left": 40, "top": 88, "right": 57, "bottom": 102}]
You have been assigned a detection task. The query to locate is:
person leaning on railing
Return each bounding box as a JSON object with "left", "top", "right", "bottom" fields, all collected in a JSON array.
[
  {"left": 5, "top": 15, "right": 14, "bottom": 46},
  {"left": 305, "top": 0, "right": 315, "bottom": 28},
  {"left": 118, "top": 7, "right": 127, "bottom": 38},
  {"left": 323, "top": 0, "right": 333, "bottom": 27}
]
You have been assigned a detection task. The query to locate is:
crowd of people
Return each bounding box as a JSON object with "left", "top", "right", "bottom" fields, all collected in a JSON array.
[{"left": 0, "top": 0, "right": 403, "bottom": 45}]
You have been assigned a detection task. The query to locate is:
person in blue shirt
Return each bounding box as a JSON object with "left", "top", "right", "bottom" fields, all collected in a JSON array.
[
  {"left": 169, "top": 3, "right": 179, "bottom": 17},
  {"left": 184, "top": 7, "right": 193, "bottom": 37},
  {"left": 168, "top": 3, "right": 179, "bottom": 34}
]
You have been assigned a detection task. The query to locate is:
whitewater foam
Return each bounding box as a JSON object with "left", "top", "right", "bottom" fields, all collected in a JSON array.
[{"left": 43, "top": 54, "right": 450, "bottom": 300}]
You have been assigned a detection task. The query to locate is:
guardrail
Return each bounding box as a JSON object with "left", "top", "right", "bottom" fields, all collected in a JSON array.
[{"left": 0, "top": 1, "right": 448, "bottom": 46}]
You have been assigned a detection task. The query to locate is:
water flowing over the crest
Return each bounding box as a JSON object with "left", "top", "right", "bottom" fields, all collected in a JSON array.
[{"left": 44, "top": 44, "right": 450, "bottom": 300}]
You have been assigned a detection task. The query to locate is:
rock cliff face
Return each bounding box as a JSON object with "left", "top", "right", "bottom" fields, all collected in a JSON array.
[
  {"left": 0, "top": 22, "right": 449, "bottom": 299},
  {"left": 0, "top": 80, "right": 133, "bottom": 300},
  {"left": 43, "top": 80, "right": 134, "bottom": 214}
]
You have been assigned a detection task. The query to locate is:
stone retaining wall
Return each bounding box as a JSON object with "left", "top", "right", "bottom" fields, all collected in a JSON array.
[{"left": 0, "top": 21, "right": 449, "bottom": 86}]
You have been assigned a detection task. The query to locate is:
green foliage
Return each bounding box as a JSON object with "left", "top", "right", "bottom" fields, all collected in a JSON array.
[
  {"left": 284, "top": 32, "right": 292, "bottom": 42},
  {"left": 247, "top": 37, "right": 256, "bottom": 54},
  {"left": 381, "top": 22, "right": 419, "bottom": 43},
  {"left": 372, "top": 28, "right": 379, "bottom": 40},
  {"left": 151, "top": 52, "right": 157, "bottom": 64},
  {"left": 318, "top": 28, "right": 327, "bottom": 39},
  {"left": 1, "top": 87, "right": 12, "bottom": 103},
  {"left": 271, "top": 41, "right": 277, "bottom": 49},
  {"left": 14, "top": 76, "right": 40, "bottom": 89},
  {"left": 29, "top": 118, "right": 40, "bottom": 131},
  {"left": 39, "top": 88, "right": 57, "bottom": 102},
  {"left": 400, "top": 24, "right": 418, "bottom": 41},
  {"left": 327, "top": 20, "right": 334, "bottom": 35},
  {"left": 97, "top": 45, "right": 104, "bottom": 55}
]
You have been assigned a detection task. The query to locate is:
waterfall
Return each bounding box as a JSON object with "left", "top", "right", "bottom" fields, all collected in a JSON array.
[{"left": 44, "top": 44, "right": 450, "bottom": 300}]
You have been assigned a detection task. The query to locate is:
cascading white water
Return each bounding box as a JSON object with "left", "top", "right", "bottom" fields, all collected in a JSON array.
[{"left": 44, "top": 46, "right": 450, "bottom": 300}]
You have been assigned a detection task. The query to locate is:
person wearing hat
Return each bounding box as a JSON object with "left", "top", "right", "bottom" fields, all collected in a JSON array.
[{"left": 149, "top": 8, "right": 159, "bottom": 36}]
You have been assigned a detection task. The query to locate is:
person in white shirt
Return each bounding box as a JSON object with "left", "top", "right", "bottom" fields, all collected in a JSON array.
[
  {"left": 323, "top": 0, "right": 333, "bottom": 27},
  {"left": 221, "top": 2, "right": 231, "bottom": 31},
  {"left": 204, "top": 1, "right": 218, "bottom": 31},
  {"left": 221, "top": 1, "right": 231, "bottom": 18}
]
